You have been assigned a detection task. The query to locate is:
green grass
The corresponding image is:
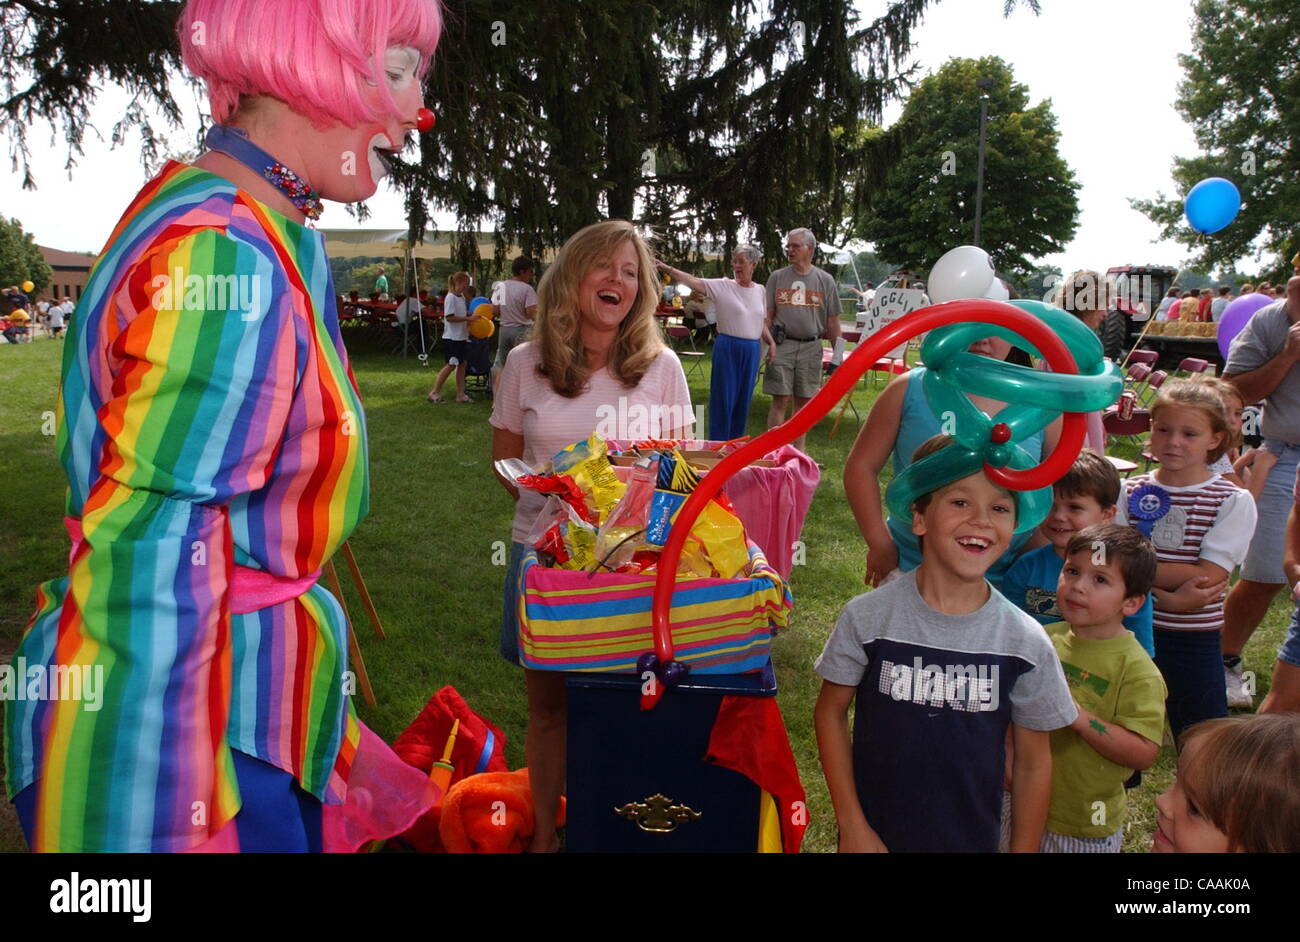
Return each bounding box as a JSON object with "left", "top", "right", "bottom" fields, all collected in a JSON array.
[{"left": 0, "top": 330, "right": 1289, "bottom": 853}]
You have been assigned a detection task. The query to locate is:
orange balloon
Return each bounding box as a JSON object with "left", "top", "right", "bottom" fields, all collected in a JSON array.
[{"left": 469, "top": 315, "right": 495, "bottom": 339}]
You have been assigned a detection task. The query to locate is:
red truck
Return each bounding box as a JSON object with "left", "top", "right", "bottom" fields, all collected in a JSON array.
[{"left": 1099, "top": 264, "right": 1179, "bottom": 361}]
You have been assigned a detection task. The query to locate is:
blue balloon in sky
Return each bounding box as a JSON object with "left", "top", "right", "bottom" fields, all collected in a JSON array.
[{"left": 1184, "top": 177, "right": 1241, "bottom": 235}]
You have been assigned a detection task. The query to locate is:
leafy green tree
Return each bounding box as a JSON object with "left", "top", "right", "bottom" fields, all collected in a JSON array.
[
  {"left": 0, "top": 0, "right": 188, "bottom": 187},
  {"left": 0, "top": 216, "right": 53, "bottom": 291},
  {"left": 1177, "top": 271, "right": 1214, "bottom": 293},
  {"left": 1131, "top": 0, "right": 1299, "bottom": 282},
  {"left": 846, "top": 250, "right": 897, "bottom": 286},
  {"left": 400, "top": 0, "right": 1008, "bottom": 267},
  {"left": 1021, "top": 263, "right": 1062, "bottom": 302},
  {"left": 2, "top": 0, "right": 1043, "bottom": 271},
  {"left": 856, "top": 56, "right": 1078, "bottom": 280}
]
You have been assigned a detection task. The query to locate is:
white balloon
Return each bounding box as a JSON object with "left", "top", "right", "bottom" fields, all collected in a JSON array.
[
  {"left": 928, "top": 245, "right": 996, "bottom": 303},
  {"left": 984, "top": 277, "right": 1010, "bottom": 301}
]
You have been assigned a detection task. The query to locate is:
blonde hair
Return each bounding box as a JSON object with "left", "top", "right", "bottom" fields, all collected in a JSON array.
[
  {"left": 533, "top": 220, "right": 664, "bottom": 398},
  {"left": 448, "top": 271, "right": 471, "bottom": 297},
  {"left": 1180, "top": 714, "right": 1300, "bottom": 853},
  {"left": 1200, "top": 376, "right": 1245, "bottom": 454},
  {"left": 1150, "top": 378, "right": 1231, "bottom": 463}
]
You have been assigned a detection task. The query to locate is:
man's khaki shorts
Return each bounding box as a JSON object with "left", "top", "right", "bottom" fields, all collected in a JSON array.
[{"left": 762, "top": 337, "right": 823, "bottom": 398}]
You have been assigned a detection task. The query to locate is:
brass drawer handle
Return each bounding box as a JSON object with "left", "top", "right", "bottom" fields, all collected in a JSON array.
[{"left": 614, "top": 794, "right": 702, "bottom": 833}]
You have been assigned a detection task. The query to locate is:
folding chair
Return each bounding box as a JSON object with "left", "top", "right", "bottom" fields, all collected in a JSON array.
[
  {"left": 665, "top": 324, "right": 706, "bottom": 379},
  {"left": 1124, "top": 362, "right": 1153, "bottom": 402},
  {"left": 1103, "top": 408, "right": 1151, "bottom": 450},
  {"left": 868, "top": 356, "right": 908, "bottom": 387},
  {"left": 823, "top": 337, "right": 861, "bottom": 435},
  {"left": 1138, "top": 369, "right": 1168, "bottom": 407},
  {"left": 1125, "top": 362, "right": 1152, "bottom": 386},
  {"left": 1128, "top": 349, "right": 1159, "bottom": 368},
  {"left": 1105, "top": 454, "right": 1140, "bottom": 478},
  {"left": 1176, "top": 357, "right": 1209, "bottom": 378}
]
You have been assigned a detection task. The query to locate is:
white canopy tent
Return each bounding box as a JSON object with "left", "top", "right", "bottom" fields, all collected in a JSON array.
[{"left": 320, "top": 228, "right": 502, "bottom": 261}]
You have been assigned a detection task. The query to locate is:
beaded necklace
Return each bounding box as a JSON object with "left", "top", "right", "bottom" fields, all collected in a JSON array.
[{"left": 204, "top": 125, "right": 324, "bottom": 221}]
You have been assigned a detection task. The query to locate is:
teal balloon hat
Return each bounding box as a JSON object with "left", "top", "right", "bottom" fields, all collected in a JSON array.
[{"left": 886, "top": 299, "right": 1123, "bottom": 534}]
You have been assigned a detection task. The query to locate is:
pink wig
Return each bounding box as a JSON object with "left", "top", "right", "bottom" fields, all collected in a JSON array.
[{"left": 179, "top": 0, "right": 442, "bottom": 128}]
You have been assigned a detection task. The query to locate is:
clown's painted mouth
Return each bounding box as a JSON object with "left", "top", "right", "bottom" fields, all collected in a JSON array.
[{"left": 368, "top": 134, "right": 409, "bottom": 180}]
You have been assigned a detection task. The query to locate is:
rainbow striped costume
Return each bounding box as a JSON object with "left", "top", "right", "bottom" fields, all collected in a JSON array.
[{"left": 3, "top": 162, "right": 423, "bottom": 851}]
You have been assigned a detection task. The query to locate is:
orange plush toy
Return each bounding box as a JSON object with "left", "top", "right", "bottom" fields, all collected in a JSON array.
[{"left": 439, "top": 770, "right": 566, "bottom": 853}]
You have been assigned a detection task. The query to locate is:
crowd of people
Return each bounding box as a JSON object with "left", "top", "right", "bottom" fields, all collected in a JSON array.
[
  {"left": 1156, "top": 280, "right": 1284, "bottom": 323},
  {"left": 1, "top": 287, "right": 72, "bottom": 343},
  {"left": 8, "top": 0, "right": 1300, "bottom": 857},
  {"left": 479, "top": 221, "right": 1300, "bottom": 853}
]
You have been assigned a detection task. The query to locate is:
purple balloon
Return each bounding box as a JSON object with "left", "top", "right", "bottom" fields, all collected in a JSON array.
[{"left": 1218, "top": 293, "right": 1274, "bottom": 359}]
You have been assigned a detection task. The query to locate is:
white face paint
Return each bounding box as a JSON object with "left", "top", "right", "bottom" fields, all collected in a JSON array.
[
  {"left": 365, "top": 45, "right": 421, "bottom": 89},
  {"left": 368, "top": 132, "right": 394, "bottom": 183},
  {"left": 363, "top": 46, "right": 422, "bottom": 183},
  {"left": 382, "top": 46, "right": 421, "bottom": 90}
]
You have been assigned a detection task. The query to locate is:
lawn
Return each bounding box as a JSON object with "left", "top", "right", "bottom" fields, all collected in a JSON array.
[{"left": 0, "top": 329, "right": 1290, "bottom": 853}]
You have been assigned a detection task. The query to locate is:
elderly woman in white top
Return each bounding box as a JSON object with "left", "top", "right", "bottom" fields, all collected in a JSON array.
[{"left": 656, "top": 245, "right": 775, "bottom": 440}]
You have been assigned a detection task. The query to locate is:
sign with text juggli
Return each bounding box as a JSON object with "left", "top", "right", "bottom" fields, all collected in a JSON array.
[{"left": 861, "top": 288, "right": 927, "bottom": 359}]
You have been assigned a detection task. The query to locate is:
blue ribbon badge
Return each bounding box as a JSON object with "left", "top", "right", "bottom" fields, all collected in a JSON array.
[{"left": 1128, "top": 484, "right": 1171, "bottom": 538}]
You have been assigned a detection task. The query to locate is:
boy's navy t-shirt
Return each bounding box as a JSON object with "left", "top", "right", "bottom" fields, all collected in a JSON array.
[{"left": 815, "top": 570, "right": 1077, "bottom": 852}]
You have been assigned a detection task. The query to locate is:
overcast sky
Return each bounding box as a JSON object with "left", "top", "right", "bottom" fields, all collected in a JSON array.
[{"left": 2, "top": 0, "right": 1201, "bottom": 273}]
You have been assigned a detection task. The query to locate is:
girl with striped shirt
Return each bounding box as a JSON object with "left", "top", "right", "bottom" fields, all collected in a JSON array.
[{"left": 1116, "top": 381, "right": 1257, "bottom": 741}]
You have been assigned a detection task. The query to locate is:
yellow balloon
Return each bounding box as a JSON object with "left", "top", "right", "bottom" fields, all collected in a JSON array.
[
  {"left": 469, "top": 316, "right": 495, "bottom": 339},
  {"left": 476, "top": 303, "right": 495, "bottom": 318},
  {"left": 21, "top": 280, "right": 34, "bottom": 293}
]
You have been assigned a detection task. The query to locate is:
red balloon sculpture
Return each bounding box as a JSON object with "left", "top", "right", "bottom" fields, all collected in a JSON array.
[{"left": 641, "top": 299, "right": 1086, "bottom": 708}]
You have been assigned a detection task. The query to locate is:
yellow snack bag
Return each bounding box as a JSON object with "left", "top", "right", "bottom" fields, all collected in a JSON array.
[
  {"left": 554, "top": 433, "right": 625, "bottom": 523},
  {"left": 691, "top": 499, "right": 750, "bottom": 580},
  {"left": 676, "top": 538, "right": 714, "bottom": 578},
  {"left": 556, "top": 522, "right": 599, "bottom": 572}
]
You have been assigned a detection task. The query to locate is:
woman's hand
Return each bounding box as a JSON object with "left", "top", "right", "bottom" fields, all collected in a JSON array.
[
  {"left": 766, "top": 340, "right": 778, "bottom": 363},
  {"left": 865, "top": 533, "right": 899, "bottom": 587}
]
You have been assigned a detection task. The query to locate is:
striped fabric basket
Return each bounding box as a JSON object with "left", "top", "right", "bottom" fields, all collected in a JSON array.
[{"left": 517, "top": 541, "right": 792, "bottom": 673}]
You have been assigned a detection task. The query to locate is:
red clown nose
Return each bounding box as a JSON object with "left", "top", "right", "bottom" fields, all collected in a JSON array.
[{"left": 417, "top": 108, "right": 436, "bottom": 133}]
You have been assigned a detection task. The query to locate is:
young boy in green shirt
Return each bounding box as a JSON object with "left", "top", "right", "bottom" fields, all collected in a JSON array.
[{"left": 1042, "top": 522, "right": 1166, "bottom": 851}]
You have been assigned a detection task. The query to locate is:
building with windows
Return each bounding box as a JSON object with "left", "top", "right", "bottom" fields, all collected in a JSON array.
[{"left": 38, "top": 245, "right": 95, "bottom": 300}]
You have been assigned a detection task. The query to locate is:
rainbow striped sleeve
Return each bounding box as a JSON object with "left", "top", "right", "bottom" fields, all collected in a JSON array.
[{"left": 26, "top": 228, "right": 296, "bottom": 851}]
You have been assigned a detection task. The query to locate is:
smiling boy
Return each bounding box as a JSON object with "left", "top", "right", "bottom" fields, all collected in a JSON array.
[
  {"left": 814, "top": 435, "right": 1077, "bottom": 852},
  {"left": 1041, "top": 524, "right": 1166, "bottom": 851}
]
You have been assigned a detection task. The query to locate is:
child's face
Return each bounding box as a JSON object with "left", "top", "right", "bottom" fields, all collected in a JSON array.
[
  {"left": 1221, "top": 395, "right": 1244, "bottom": 437},
  {"left": 1152, "top": 738, "right": 1231, "bottom": 853},
  {"left": 1056, "top": 549, "right": 1144, "bottom": 630},
  {"left": 1150, "top": 405, "right": 1223, "bottom": 473},
  {"left": 1039, "top": 491, "right": 1115, "bottom": 550},
  {"left": 912, "top": 473, "right": 1016, "bottom": 582}
]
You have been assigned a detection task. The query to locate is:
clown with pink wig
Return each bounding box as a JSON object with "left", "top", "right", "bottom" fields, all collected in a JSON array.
[{"left": 4, "top": 0, "right": 442, "bottom": 852}]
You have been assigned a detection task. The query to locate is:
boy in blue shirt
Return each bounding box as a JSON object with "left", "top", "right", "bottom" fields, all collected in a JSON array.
[
  {"left": 815, "top": 435, "right": 1077, "bottom": 852},
  {"left": 1003, "top": 450, "right": 1157, "bottom": 655}
]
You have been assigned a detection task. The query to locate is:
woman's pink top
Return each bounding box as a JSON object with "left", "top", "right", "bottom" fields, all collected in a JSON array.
[{"left": 490, "top": 341, "right": 695, "bottom": 543}]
